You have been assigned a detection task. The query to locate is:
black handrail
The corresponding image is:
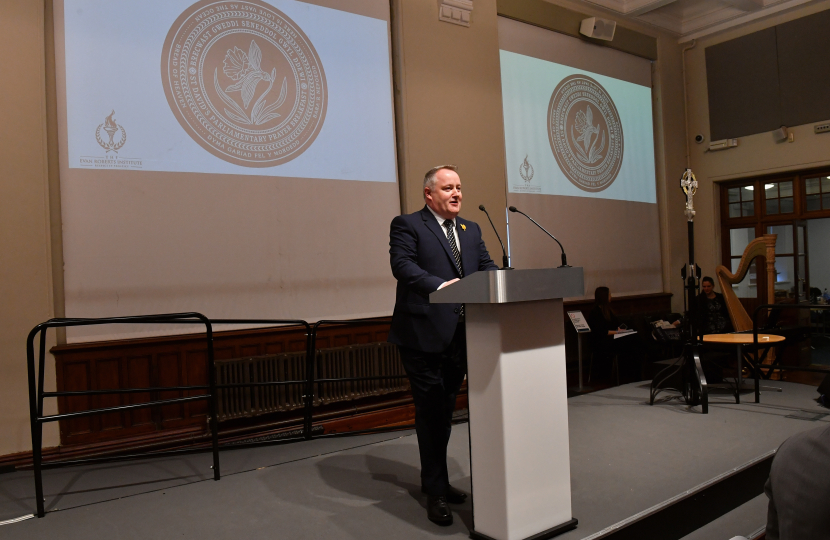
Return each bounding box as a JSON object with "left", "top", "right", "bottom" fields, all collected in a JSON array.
[
  {"left": 25, "top": 314, "right": 312, "bottom": 518},
  {"left": 27, "top": 313, "right": 217, "bottom": 518},
  {"left": 26, "top": 315, "right": 431, "bottom": 518},
  {"left": 306, "top": 319, "right": 420, "bottom": 440}
]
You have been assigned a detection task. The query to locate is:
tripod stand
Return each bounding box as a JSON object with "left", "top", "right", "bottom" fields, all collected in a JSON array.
[{"left": 649, "top": 169, "right": 709, "bottom": 413}]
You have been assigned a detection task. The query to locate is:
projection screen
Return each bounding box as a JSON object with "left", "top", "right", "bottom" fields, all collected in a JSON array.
[
  {"left": 55, "top": 0, "right": 399, "bottom": 342},
  {"left": 499, "top": 17, "right": 662, "bottom": 299}
]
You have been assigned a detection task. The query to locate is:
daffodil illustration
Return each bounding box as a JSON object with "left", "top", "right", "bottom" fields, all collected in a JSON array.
[
  {"left": 214, "top": 40, "right": 288, "bottom": 126},
  {"left": 570, "top": 104, "right": 606, "bottom": 165},
  {"left": 574, "top": 106, "right": 599, "bottom": 154}
]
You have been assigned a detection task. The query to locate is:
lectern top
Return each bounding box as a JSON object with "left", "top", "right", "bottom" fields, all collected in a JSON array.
[{"left": 429, "top": 267, "right": 584, "bottom": 304}]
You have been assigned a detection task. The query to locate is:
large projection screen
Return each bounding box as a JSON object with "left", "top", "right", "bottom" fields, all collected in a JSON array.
[
  {"left": 499, "top": 17, "right": 662, "bottom": 299},
  {"left": 55, "top": 0, "right": 399, "bottom": 342}
]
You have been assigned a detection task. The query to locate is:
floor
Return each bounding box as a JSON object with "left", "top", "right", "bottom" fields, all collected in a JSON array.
[{"left": 0, "top": 380, "right": 827, "bottom": 540}]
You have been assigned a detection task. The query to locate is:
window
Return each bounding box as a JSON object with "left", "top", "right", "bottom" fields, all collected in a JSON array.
[
  {"left": 728, "top": 227, "right": 757, "bottom": 298},
  {"left": 805, "top": 176, "right": 830, "bottom": 212},
  {"left": 727, "top": 185, "right": 755, "bottom": 218},
  {"left": 720, "top": 171, "right": 830, "bottom": 305},
  {"left": 763, "top": 180, "right": 794, "bottom": 215}
]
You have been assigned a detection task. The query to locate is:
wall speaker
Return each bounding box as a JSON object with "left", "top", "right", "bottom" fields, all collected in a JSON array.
[
  {"left": 580, "top": 17, "right": 616, "bottom": 41},
  {"left": 772, "top": 126, "right": 789, "bottom": 142}
]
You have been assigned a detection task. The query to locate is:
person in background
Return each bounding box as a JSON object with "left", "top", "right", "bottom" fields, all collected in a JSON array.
[
  {"left": 765, "top": 423, "right": 830, "bottom": 539},
  {"left": 587, "top": 286, "right": 641, "bottom": 382},
  {"left": 697, "top": 276, "right": 733, "bottom": 335}
]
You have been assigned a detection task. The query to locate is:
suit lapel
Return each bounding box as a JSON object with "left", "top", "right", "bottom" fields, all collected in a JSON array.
[
  {"left": 420, "top": 207, "right": 462, "bottom": 277},
  {"left": 457, "top": 218, "right": 476, "bottom": 276}
]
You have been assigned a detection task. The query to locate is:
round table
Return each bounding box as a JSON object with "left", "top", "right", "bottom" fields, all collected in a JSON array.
[
  {"left": 702, "top": 334, "right": 785, "bottom": 345},
  {"left": 702, "top": 333, "right": 785, "bottom": 403}
]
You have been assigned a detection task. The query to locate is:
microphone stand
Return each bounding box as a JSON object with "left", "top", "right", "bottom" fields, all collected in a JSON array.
[
  {"left": 479, "top": 205, "right": 512, "bottom": 269},
  {"left": 649, "top": 168, "right": 709, "bottom": 413},
  {"left": 508, "top": 206, "right": 569, "bottom": 268}
]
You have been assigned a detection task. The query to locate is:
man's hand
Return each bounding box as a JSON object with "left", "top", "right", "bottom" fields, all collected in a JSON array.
[{"left": 437, "top": 278, "right": 460, "bottom": 290}]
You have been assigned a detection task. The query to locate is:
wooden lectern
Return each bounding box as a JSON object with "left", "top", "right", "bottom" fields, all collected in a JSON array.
[{"left": 431, "top": 267, "right": 584, "bottom": 540}]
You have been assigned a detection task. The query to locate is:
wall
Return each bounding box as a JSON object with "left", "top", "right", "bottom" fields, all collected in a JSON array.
[
  {"left": 0, "top": 0, "right": 60, "bottom": 455},
  {"left": 391, "top": 0, "right": 509, "bottom": 251},
  {"left": 684, "top": 1, "right": 830, "bottom": 293},
  {"left": 393, "top": 0, "right": 688, "bottom": 309},
  {"left": 524, "top": 0, "right": 689, "bottom": 312},
  {"left": 808, "top": 218, "right": 830, "bottom": 294}
]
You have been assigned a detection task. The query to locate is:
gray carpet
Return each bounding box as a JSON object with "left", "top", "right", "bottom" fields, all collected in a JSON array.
[{"left": 0, "top": 381, "right": 826, "bottom": 539}]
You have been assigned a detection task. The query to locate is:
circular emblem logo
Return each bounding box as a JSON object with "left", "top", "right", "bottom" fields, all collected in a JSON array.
[
  {"left": 161, "top": 0, "right": 327, "bottom": 167},
  {"left": 547, "top": 75, "right": 623, "bottom": 192}
]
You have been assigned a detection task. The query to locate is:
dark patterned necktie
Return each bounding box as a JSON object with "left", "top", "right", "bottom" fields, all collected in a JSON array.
[
  {"left": 443, "top": 220, "right": 463, "bottom": 277},
  {"left": 443, "top": 219, "right": 465, "bottom": 319}
]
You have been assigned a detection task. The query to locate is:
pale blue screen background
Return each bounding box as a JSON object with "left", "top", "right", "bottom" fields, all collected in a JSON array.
[{"left": 501, "top": 50, "right": 657, "bottom": 203}]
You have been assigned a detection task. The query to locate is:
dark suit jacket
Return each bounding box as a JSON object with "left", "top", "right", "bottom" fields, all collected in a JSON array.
[
  {"left": 765, "top": 423, "right": 830, "bottom": 540},
  {"left": 388, "top": 206, "right": 497, "bottom": 353}
]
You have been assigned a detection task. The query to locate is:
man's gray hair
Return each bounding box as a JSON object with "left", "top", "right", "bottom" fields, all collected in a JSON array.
[{"left": 423, "top": 164, "right": 458, "bottom": 199}]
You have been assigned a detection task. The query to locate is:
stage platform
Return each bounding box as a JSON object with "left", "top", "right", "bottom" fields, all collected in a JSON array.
[{"left": 0, "top": 381, "right": 827, "bottom": 539}]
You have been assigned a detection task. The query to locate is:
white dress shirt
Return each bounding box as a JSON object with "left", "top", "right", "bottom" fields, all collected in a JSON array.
[
  {"left": 426, "top": 205, "right": 461, "bottom": 254},
  {"left": 426, "top": 205, "right": 462, "bottom": 290}
]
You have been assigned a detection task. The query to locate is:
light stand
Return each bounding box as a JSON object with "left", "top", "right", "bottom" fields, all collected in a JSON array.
[{"left": 649, "top": 169, "right": 709, "bottom": 413}]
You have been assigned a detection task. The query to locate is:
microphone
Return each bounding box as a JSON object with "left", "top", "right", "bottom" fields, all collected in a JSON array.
[
  {"left": 479, "top": 204, "right": 512, "bottom": 269},
  {"left": 508, "top": 206, "right": 569, "bottom": 268}
]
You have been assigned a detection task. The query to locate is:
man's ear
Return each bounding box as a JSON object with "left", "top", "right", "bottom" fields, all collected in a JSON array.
[{"left": 424, "top": 188, "right": 432, "bottom": 202}]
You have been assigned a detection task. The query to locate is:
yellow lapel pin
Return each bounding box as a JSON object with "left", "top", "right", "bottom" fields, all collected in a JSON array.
[{"left": 460, "top": 224, "right": 466, "bottom": 231}]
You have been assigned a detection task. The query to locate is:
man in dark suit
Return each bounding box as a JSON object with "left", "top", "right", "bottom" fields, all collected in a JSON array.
[
  {"left": 765, "top": 422, "right": 830, "bottom": 539},
  {"left": 388, "top": 164, "right": 498, "bottom": 526}
]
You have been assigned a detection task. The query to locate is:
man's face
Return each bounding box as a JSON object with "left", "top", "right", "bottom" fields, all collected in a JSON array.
[
  {"left": 702, "top": 281, "right": 714, "bottom": 295},
  {"left": 425, "top": 169, "right": 462, "bottom": 219}
]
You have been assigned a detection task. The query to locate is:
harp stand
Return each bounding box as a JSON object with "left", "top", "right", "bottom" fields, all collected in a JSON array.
[{"left": 649, "top": 169, "right": 709, "bottom": 413}]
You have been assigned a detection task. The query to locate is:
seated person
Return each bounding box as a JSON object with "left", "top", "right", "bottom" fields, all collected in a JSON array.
[
  {"left": 587, "top": 286, "right": 642, "bottom": 382},
  {"left": 697, "top": 276, "right": 733, "bottom": 335}
]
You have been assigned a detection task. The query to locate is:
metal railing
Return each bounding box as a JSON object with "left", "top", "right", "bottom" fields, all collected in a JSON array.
[
  {"left": 24, "top": 314, "right": 457, "bottom": 518},
  {"left": 26, "top": 314, "right": 312, "bottom": 518}
]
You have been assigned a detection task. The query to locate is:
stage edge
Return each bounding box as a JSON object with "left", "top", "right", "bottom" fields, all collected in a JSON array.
[{"left": 470, "top": 518, "right": 579, "bottom": 540}]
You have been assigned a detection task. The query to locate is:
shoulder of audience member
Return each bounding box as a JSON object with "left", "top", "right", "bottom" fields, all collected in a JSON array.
[{"left": 776, "top": 423, "right": 830, "bottom": 460}]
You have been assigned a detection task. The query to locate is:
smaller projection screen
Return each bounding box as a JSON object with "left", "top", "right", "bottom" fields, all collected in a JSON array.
[
  {"left": 499, "top": 17, "right": 662, "bottom": 298},
  {"left": 55, "top": 0, "right": 400, "bottom": 342}
]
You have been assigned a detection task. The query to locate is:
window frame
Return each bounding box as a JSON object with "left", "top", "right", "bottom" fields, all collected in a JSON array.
[{"left": 719, "top": 168, "right": 830, "bottom": 304}]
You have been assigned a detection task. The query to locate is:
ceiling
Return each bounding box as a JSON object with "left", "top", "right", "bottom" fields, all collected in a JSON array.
[{"left": 575, "top": 0, "right": 819, "bottom": 41}]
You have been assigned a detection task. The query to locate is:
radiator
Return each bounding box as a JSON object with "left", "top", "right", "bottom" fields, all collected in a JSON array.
[{"left": 214, "top": 342, "right": 409, "bottom": 421}]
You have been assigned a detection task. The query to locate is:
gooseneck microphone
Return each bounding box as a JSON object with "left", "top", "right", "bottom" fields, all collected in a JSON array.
[
  {"left": 479, "top": 205, "right": 512, "bottom": 269},
  {"left": 508, "top": 206, "right": 569, "bottom": 268}
]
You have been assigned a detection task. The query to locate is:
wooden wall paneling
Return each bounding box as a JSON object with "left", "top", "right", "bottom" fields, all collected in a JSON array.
[
  {"left": 264, "top": 340, "right": 286, "bottom": 355},
  {"left": 95, "top": 358, "right": 123, "bottom": 432},
  {"left": 60, "top": 360, "right": 92, "bottom": 439},
  {"left": 562, "top": 293, "right": 673, "bottom": 365},
  {"left": 184, "top": 348, "right": 209, "bottom": 419},
  {"left": 157, "top": 352, "right": 185, "bottom": 425},
  {"left": 240, "top": 344, "right": 261, "bottom": 357},
  {"left": 125, "top": 354, "right": 154, "bottom": 430},
  {"left": 47, "top": 307, "right": 666, "bottom": 450}
]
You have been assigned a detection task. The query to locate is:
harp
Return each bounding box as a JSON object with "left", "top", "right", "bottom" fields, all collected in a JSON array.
[{"left": 714, "top": 234, "right": 777, "bottom": 332}]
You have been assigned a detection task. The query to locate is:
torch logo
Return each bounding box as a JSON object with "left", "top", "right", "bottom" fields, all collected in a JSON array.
[
  {"left": 95, "top": 110, "right": 127, "bottom": 153},
  {"left": 519, "top": 155, "right": 534, "bottom": 183}
]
